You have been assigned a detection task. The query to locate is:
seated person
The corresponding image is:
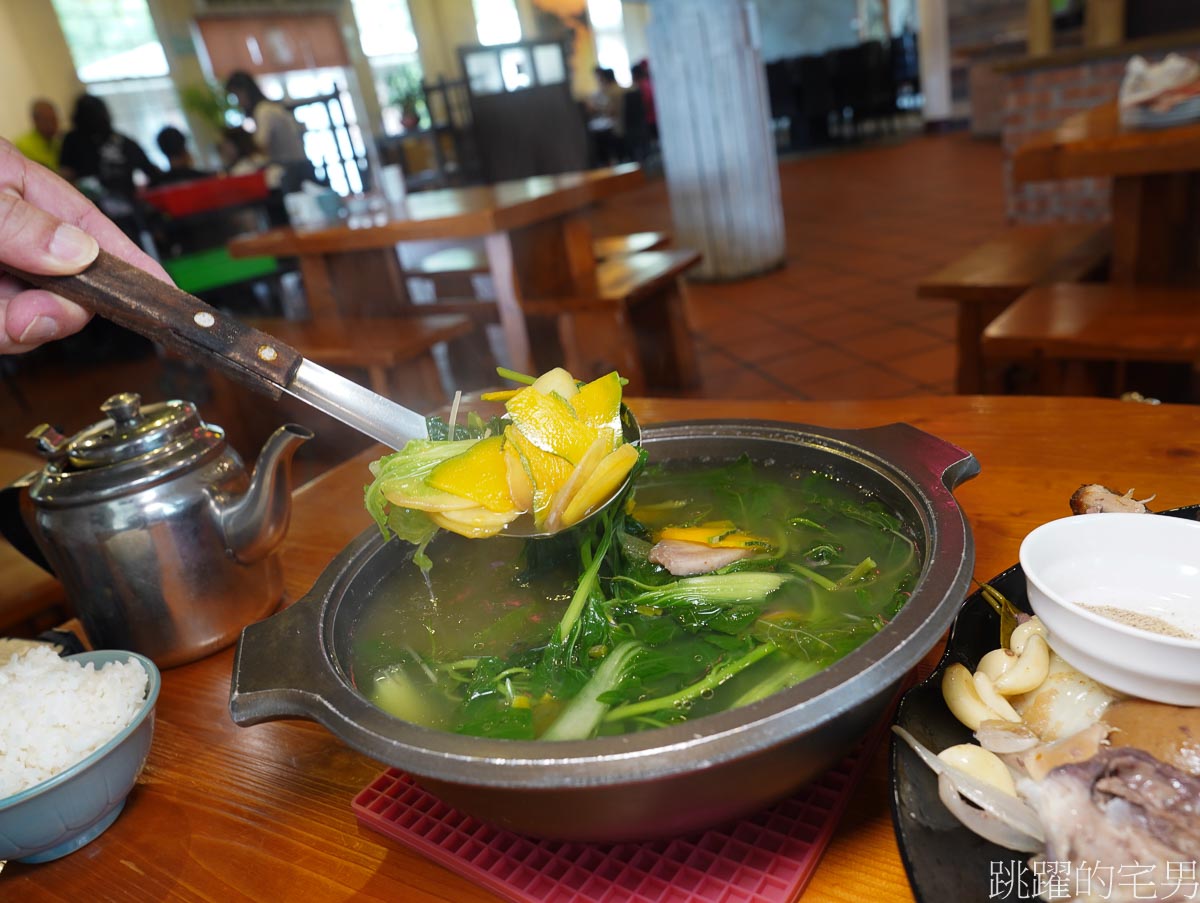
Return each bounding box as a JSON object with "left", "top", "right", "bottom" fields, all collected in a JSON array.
[
  {"left": 15, "top": 99, "right": 61, "bottom": 172},
  {"left": 217, "top": 126, "right": 266, "bottom": 176},
  {"left": 155, "top": 126, "right": 210, "bottom": 184}
]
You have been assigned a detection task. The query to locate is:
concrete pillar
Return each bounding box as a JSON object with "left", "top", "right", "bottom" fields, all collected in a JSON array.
[
  {"left": 646, "top": 0, "right": 785, "bottom": 280},
  {"left": 917, "top": 0, "right": 952, "bottom": 122}
]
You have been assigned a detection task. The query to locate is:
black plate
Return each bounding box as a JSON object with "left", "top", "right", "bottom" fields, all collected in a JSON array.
[{"left": 888, "top": 505, "right": 1200, "bottom": 903}]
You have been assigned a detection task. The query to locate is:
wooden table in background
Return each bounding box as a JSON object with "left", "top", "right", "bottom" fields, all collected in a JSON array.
[
  {"left": 12, "top": 395, "right": 1200, "bottom": 901},
  {"left": 1013, "top": 102, "right": 1200, "bottom": 285},
  {"left": 227, "top": 166, "right": 645, "bottom": 374}
]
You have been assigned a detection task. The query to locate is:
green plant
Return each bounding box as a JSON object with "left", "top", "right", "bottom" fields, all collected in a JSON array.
[
  {"left": 179, "top": 81, "right": 234, "bottom": 138},
  {"left": 386, "top": 63, "right": 427, "bottom": 127}
]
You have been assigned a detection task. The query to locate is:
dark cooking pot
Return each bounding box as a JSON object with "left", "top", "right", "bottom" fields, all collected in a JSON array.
[{"left": 230, "top": 420, "right": 979, "bottom": 841}]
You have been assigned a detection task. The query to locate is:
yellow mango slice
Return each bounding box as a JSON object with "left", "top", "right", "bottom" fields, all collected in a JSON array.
[
  {"left": 543, "top": 434, "right": 612, "bottom": 532},
  {"left": 571, "top": 371, "right": 623, "bottom": 441},
  {"left": 505, "top": 426, "right": 573, "bottom": 519},
  {"left": 505, "top": 386, "right": 598, "bottom": 464},
  {"left": 479, "top": 388, "right": 521, "bottom": 403},
  {"left": 561, "top": 443, "right": 640, "bottom": 528},
  {"left": 429, "top": 505, "right": 521, "bottom": 539},
  {"left": 427, "top": 436, "right": 516, "bottom": 513},
  {"left": 657, "top": 521, "right": 772, "bottom": 549},
  {"left": 629, "top": 499, "right": 689, "bottom": 526}
]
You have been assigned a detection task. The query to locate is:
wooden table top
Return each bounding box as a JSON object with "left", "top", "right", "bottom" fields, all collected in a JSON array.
[
  {"left": 228, "top": 165, "right": 644, "bottom": 258},
  {"left": 12, "top": 394, "right": 1200, "bottom": 901},
  {"left": 1012, "top": 101, "right": 1200, "bottom": 183}
]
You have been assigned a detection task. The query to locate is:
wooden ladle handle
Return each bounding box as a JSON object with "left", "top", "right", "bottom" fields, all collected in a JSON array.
[{"left": 3, "top": 250, "right": 304, "bottom": 398}]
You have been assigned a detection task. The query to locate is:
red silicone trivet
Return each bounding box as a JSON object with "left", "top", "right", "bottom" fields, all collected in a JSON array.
[{"left": 352, "top": 721, "right": 887, "bottom": 903}]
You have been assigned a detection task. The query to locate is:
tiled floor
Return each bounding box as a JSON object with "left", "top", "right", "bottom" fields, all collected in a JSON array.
[
  {"left": 0, "top": 132, "right": 1006, "bottom": 480},
  {"left": 589, "top": 131, "right": 1007, "bottom": 401}
]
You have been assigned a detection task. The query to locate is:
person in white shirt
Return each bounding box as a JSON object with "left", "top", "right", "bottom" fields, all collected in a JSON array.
[{"left": 224, "top": 71, "right": 315, "bottom": 192}]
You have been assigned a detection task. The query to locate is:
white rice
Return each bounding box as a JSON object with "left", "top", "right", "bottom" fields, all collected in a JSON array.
[{"left": 0, "top": 646, "right": 149, "bottom": 799}]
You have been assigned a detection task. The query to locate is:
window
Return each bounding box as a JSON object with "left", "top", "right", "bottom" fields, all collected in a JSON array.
[
  {"left": 350, "top": 0, "right": 419, "bottom": 58},
  {"left": 258, "top": 69, "right": 366, "bottom": 196},
  {"left": 51, "top": 0, "right": 187, "bottom": 169},
  {"left": 350, "top": 0, "right": 425, "bottom": 136},
  {"left": 588, "top": 0, "right": 631, "bottom": 86},
  {"left": 472, "top": 0, "right": 522, "bottom": 47}
]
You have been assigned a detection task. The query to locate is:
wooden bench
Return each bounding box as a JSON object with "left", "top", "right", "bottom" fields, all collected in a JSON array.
[
  {"left": 522, "top": 248, "right": 702, "bottom": 394},
  {"left": 918, "top": 224, "right": 1112, "bottom": 392},
  {"left": 246, "top": 314, "right": 474, "bottom": 405},
  {"left": 398, "top": 232, "right": 671, "bottom": 286},
  {"left": 981, "top": 283, "right": 1200, "bottom": 396},
  {"left": 592, "top": 231, "right": 671, "bottom": 261}
]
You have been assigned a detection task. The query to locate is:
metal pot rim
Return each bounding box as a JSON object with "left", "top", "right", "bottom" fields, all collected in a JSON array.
[{"left": 232, "top": 419, "right": 978, "bottom": 788}]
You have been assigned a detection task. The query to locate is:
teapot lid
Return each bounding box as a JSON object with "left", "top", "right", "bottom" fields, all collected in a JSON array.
[{"left": 27, "top": 392, "right": 227, "bottom": 504}]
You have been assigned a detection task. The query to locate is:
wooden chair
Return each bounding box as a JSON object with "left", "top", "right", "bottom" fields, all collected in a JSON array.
[
  {"left": 394, "top": 236, "right": 693, "bottom": 392},
  {"left": 522, "top": 248, "right": 703, "bottom": 395},
  {"left": 918, "top": 224, "right": 1112, "bottom": 392},
  {"left": 0, "top": 449, "right": 69, "bottom": 637},
  {"left": 245, "top": 314, "right": 475, "bottom": 407},
  {"left": 981, "top": 283, "right": 1200, "bottom": 396}
]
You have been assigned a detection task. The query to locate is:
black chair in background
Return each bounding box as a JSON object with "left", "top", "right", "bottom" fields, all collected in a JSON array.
[
  {"left": 622, "top": 88, "right": 654, "bottom": 162},
  {"left": 794, "top": 54, "right": 835, "bottom": 148},
  {"left": 767, "top": 35, "right": 918, "bottom": 152}
]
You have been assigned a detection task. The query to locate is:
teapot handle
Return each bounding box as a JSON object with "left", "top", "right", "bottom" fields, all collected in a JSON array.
[{"left": 0, "top": 476, "right": 54, "bottom": 574}]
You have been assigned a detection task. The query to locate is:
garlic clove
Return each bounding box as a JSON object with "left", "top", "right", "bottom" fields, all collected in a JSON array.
[
  {"left": 993, "top": 633, "right": 1050, "bottom": 696},
  {"left": 976, "top": 647, "right": 1017, "bottom": 682},
  {"left": 943, "top": 663, "right": 1005, "bottom": 730},
  {"left": 1010, "top": 616, "right": 1048, "bottom": 655},
  {"left": 938, "top": 743, "right": 1018, "bottom": 796},
  {"left": 973, "top": 671, "right": 1023, "bottom": 723}
]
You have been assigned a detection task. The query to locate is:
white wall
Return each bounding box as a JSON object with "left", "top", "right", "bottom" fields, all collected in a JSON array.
[
  {"left": 0, "top": 0, "right": 81, "bottom": 143},
  {"left": 753, "top": 0, "right": 857, "bottom": 62}
]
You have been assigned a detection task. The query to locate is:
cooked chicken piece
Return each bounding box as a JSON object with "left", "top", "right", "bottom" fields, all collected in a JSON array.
[
  {"left": 1069, "top": 484, "right": 1153, "bottom": 515},
  {"left": 648, "top": 539, "right": 753, "bottom": 576},
  {"left": 1023, "top": 747, "right": 1200, "bottom": 903}
]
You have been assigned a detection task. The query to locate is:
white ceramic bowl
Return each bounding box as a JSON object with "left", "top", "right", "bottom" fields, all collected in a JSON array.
[
  {"left": 0, "top": 650, "right": 160, "bottom": 862},
  {"left": 1020, "top": 512, "right": 1200, "bottom": 705}
]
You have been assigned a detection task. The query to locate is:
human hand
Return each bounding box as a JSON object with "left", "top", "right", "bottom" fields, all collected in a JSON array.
[{"left": 0, "top": 138, "right": 170, "bottom": 353}]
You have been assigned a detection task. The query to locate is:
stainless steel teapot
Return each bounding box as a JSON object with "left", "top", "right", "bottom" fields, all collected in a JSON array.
[{"left": 0, "top": 392, "right": 312, "bottom": 667}]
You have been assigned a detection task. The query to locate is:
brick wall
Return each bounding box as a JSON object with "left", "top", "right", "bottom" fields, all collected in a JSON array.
[{"left": 1002, "top": 48, "right": 1200, "bottom": 223}]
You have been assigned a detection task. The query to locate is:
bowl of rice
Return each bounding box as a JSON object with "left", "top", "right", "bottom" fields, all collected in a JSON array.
[{"left": 0, "top": 645, "right": 160, "bottom": 863}]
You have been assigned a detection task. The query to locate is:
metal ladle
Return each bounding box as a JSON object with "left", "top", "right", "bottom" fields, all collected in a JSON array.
[{"left": 2, "top": 251, "right": 641, "bottom": 539}]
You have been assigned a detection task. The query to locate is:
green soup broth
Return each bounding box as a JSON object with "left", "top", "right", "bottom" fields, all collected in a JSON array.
[{"left": 351, "top": 456, "right": 921, "bottom": 739}]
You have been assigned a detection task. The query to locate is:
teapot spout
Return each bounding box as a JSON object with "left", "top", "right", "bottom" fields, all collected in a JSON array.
[{"left": 220, "top": 424, "right": 313, "bottom": 564}]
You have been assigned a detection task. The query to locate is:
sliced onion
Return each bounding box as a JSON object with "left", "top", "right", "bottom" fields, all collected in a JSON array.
[
  {"left": 937, "top": 774, "right": 1044, "bottom": 852},
  {"left": 893, "top": 726, "right": 1045, "bottom": 843},
  {"left": 975, "top": 719, "right": 1042, "bottom": 754}
]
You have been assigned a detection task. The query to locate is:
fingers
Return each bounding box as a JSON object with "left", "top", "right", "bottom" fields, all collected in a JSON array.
[
  {"left": 0, "top": 189, "right": 99, "bottom": 275},
  {"left": 0, "top": 287, "right": 92, "bottom": 353},
  {"left": 0, "top": 138, "right": 175, "bottom": 351},
  {"left": 0, "top": 139, "right": 170, "bottom": 283}
]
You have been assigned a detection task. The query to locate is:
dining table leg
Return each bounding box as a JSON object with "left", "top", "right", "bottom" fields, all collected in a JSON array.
[
  {"left": 297, "top": 255, "right": 339, "bottom": 319},
  {"left": 483, "top": 232, "right": 535, "bottom": 374}
]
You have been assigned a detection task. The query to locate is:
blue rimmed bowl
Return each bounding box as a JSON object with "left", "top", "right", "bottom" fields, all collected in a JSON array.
[{"left": 0, "top": 650, "right": 161, "bottom": 863}]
